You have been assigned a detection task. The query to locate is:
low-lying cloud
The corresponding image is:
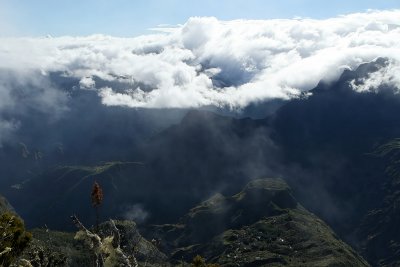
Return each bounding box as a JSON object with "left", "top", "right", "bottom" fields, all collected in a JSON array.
[
  {"left": 0, "top": 69, "right": 68, "bottom": 144},
  {"left": 122, "top": 204, "right": 149, "bottom": 224},
  {"left": 0, "top": 10, "right": 400, "bottom": 110},
  {"left": 350, "top": 59, "right": 400, "bottom": 92}
]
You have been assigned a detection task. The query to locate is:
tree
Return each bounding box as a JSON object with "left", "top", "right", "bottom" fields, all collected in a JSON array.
[
  {"left": 0, "top": 212, "right": 32, "bottom": 266},
  {"left": 91, "top": 181, "right": 103, "bottom": 232}
]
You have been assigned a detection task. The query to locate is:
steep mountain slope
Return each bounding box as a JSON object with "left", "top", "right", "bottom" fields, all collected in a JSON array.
[
  {"left": 356, "top": 177, "right": 400, "bottom": 266},
  {"left": 9, "top": 111, "right": 275, "bottom": 230},
  {"left": 0, "top": 83, "right": 187, "bottom": 190},
  {"left": 9, "top": 162, "right": 151, "bottom": 229},
  {"left": 142, "top": 110, "right": 274, "bottom": 195},
  {"left": 148, "top": 178, "right": 369, "bottom": 266},
  {"left": 270, "top": 59, "right": 400, "bottom": 239}
]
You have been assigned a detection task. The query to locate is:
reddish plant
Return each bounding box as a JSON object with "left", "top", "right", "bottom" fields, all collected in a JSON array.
[{"left": 91, "top": 181, "right": 103, "bottom": 231}]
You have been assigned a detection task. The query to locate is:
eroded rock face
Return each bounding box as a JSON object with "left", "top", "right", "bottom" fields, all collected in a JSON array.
[{"left": 148, "top": 178, "right": 370, "bottom": 266}]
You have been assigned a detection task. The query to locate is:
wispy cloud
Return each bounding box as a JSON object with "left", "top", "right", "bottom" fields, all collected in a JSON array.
[{"left": 122, "top": 204, "right": 149, "bottom": 224}]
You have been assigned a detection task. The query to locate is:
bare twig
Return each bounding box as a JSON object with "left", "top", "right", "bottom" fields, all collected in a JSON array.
[{"left": 71, "top": 215, "right": 138, "bottom": 267}]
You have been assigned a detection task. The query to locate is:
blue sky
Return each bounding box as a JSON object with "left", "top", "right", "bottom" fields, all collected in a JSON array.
[{"left": 1, "top": 0, "right": 399, "bottom": 36}]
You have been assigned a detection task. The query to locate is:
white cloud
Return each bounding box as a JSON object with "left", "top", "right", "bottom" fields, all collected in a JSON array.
[
  {"left": 0, "top": 10, "right": 400, "bottom": 109},
  {"left": 350, "top": 59, "right": 400, "bottom": 93},
  {"left": 79, "top": 76, "right": 96, "bottom": 89}
]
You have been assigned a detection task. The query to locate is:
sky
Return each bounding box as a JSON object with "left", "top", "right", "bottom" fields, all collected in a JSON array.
[{"left": 1, "top": 0, "right": 399, "bottom": 36}]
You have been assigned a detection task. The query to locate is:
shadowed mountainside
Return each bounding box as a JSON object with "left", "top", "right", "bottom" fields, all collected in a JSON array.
[{"left": 147, "top": 178, "right": 370, "bottom": 266}]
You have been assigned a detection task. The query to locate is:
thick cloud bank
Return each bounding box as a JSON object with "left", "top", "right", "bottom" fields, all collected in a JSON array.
[{"left": 1, "top": 10, "right": 400, "bottom": 112}]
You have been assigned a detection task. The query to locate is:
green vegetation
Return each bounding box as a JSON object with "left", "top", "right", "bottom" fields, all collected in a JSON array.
[
  {"left": 17, "top": 228, "right": 92, "bottom": 266},
  {"left": 54, "top": 161, "right": 142, "bottom": 178},
  {"left": 206, "top": 209, "right": 369, "bottom": 266},
  {"left": 0, "top": 212, "right": 32, "bottom": 266},
  {"left": 191, "top": 255, "right": 219, "bottom": 267}
]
